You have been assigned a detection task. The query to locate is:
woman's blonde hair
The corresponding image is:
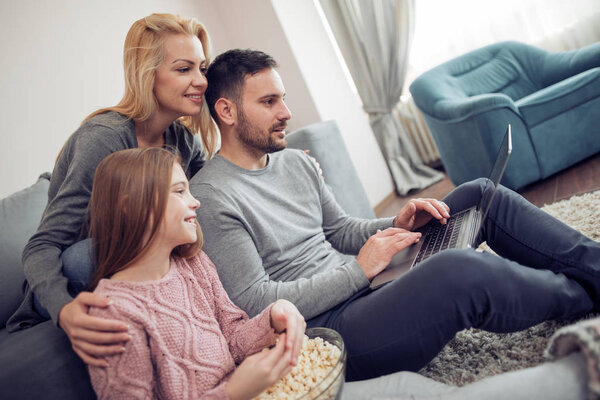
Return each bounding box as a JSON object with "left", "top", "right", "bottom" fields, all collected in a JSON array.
[
  {"left": 88, "top": 147, "right": 202, "bottom": 290},
  {"left": 86, "top": 13, "right": 217, "bottom": 156}
]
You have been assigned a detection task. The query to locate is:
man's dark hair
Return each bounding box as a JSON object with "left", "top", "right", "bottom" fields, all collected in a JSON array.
[{"left": 205, "top": 49, "right": 278, "bottom": 121}]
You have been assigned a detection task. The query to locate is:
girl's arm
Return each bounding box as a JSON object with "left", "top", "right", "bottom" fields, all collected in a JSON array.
[
  {"left": 194, "top": 253, "right": 305, "bottom": 364},
  {"left": 194, "top": 253, "right": 277, "bottom": 361},
  {"left": 87, "top": 306, "right": 154, "bottom": 400}
]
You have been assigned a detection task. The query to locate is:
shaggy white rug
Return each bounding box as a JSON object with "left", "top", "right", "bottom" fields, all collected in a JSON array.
[{"left": 419, "top": 190, "right": 600, "bottom": 386}]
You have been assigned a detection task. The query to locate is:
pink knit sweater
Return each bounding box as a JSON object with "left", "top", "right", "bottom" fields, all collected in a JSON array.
[{"left": 87, "top": 251, "right": 277, "bottom": 399}]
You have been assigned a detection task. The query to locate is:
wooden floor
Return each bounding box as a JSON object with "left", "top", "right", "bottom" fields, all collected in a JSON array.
[{"left": 375, "top": 152, "right": 600, "bottom": 218}]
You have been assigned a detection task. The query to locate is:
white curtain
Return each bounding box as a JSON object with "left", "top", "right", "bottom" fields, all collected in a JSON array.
[
  {"left": 408, "top": 0, "right": 600, "bottom": 79},
  {"left": 319, "top": 0, "right": 443, "bottom": 195}
]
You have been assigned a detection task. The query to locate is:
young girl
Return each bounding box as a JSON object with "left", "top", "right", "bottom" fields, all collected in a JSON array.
[
  {"left": 85, "top": 147, "right": 305, "bottom": 399},
  {"left": 8, "top": 13, "right": 219, "bottom": 366}
]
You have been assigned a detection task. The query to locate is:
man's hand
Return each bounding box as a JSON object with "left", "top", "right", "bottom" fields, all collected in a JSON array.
[
  {"left": 58, "top": 292, "right": 130, "bottom": 367},
  {"left": 226, "top": 333, "right": 294, "bottom": 400},
  {"left": 393, "top": 198, "right": 451, "bottom": 231},
  {"left": 270, "top": 299, "right": 306, "bottom": 365},
  {"left": 357, "top": 228, "right": 421, "bottom": 280}
]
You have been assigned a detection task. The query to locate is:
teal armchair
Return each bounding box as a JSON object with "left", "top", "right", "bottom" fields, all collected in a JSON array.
[{"left": 409, "top": 41, "right": 600, "bottom": 189}]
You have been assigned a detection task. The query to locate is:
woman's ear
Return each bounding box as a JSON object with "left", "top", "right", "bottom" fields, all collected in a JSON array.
[{"left": 214, "top": 98, "right": 237, "bottom": 127}]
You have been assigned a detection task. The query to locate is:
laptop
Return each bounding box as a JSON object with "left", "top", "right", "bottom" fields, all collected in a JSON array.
[{"left": 370, "top": 124, "right": 513, "bottom": 289}]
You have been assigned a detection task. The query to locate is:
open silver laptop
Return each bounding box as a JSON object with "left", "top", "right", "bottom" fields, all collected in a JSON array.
[{"left": 370, "top": 125, "right": 513, "bottom": 289}]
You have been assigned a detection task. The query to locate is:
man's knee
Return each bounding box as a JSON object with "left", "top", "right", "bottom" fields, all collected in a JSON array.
[
  {"left": 442, "top": 178, "right": 490, "bottom": 209},
  {"left": 420, "top": 249, "right": 501, "bottom": 293},
  {"left": 458, "top": 177, "right": 491, "bottom": 197}
]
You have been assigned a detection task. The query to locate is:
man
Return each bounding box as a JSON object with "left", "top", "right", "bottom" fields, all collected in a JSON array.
[{"left": 190, "top": 49, "right": 600, "bottom": 381}]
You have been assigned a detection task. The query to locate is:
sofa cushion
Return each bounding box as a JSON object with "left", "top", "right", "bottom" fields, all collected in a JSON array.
[
  {"left": 0, "top": 320, "right": 95, "bottom": 399},
  {"left": 0, "top": 173, "right": 50, "bottom": 327}
]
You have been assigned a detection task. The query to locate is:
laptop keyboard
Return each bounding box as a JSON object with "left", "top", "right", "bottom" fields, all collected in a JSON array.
[{"left": 413, "top": 211, "right": 466, "bottom": 267}]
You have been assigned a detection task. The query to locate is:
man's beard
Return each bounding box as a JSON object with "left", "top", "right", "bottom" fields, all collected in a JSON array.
[{"left": 236, "top": 109, "right": 287, "bottom": 154}]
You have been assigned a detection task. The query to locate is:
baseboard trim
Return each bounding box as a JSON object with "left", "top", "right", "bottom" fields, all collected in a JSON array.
[{"left": 373, "top": 190, "right": 397, "bottom": 217}]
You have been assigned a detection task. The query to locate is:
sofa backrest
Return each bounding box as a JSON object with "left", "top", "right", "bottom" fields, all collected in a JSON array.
[
  {"left": 0, "top": 173, "right": 50, "bottom": 327},
  {"left": 286, "top": 120, "right": 375, "bottom": 219}
]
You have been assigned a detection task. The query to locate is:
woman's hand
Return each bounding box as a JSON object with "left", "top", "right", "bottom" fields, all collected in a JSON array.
[
  {"left": 393, "top": 198, "right": 451, "bottom": 231},
  {"left": 270, "top": 299, "right": 306, "bottom": 365},
  {"left": 58, "top": 292, "right": 130, "bottom": 367},
  {"left": 304, "top": 150, "right": 324, "bottom": 181},
  {"left": 226, "top": 333, "right": 294, "bottom": 400}
]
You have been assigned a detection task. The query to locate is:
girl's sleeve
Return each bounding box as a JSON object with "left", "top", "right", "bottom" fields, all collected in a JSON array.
[
  {"left": 87, "top": 305, "right": 155, "bottom": 400},
  {"left": 194, "top": 253, "right": 277, "bottom": 363}
]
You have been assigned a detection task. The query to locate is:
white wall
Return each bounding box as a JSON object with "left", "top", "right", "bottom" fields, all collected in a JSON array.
[
  {"left": 205, "top": 0, "right": 393, "bottom": 206},
  {"left": 0, "top": 0, "right": 394, "bottom": 207},
  {"left": 206, "top": 0, "right": 322, "bottom": 134},
  {"left": 270, "top": 0, "right": 393, "bottom": 206},
  {"left": 0, "top": 0, "right": 223, "bottom": 198}
]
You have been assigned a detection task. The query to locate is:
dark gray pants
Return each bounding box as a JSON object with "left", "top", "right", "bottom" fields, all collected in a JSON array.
[{"left": 309, "top": 179, "right": 600, "bottom": 381}]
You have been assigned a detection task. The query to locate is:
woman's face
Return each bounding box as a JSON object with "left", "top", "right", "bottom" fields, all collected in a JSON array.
[
  {"left": 158, "top": 163, "right": 201, "bottom": 249},
  {"left": 153, "top": 34, "right": 207, "bottom": 122}
]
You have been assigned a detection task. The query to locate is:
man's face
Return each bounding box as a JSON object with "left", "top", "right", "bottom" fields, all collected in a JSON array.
[{"left": 235, "top": 68, "right": 292, "bottom": 154}]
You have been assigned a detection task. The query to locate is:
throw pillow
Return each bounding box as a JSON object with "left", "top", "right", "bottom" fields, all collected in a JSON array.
[{"left": 0, "top": 173, "right": 50, "bottom": 327}]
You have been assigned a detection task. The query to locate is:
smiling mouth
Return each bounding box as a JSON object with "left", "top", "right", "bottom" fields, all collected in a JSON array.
[
  {"left": 184, "top": 217, "right": 196, "bottom": 226},
  {"left": 185, "top": 94, "right": 203, "bottom": 102}
]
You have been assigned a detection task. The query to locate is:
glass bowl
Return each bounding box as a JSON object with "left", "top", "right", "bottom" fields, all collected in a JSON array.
[{"left": 296, "top": 327, "right": 347, "bottom": 400}]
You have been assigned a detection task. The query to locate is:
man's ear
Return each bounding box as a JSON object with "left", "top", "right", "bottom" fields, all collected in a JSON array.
[{"left": 214, "top": 98, "right": 237, "bottom": 127}]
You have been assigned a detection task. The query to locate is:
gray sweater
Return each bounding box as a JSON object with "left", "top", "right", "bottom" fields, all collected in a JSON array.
[
  {"left": 8, "top": 111, "right": 205, "bottom": 330},
  {"left": 190, "top": 150, "right": 394, "bottom": 319}
]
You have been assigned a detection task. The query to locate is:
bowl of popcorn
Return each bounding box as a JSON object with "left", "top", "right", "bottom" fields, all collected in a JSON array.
[{"left": 255, "top": 327, "right": 346, "bottom": 400}]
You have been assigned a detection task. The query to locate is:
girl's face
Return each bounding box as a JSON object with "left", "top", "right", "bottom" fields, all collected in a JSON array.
[
  {"left": 153, "top": 33, "right": 208, "bottom": 122},
  {"left": 158, "top": 163, "right": 200, "bottom": 249}
]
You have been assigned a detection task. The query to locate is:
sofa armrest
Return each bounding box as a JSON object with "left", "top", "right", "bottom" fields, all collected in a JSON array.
[{"left": 433, "top": 93, "right": 520, "bottom": 123}]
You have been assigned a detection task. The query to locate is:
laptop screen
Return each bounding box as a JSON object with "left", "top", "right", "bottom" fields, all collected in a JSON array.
[{"left": 476, "top": 125, "right": 513, "bottom": 230}]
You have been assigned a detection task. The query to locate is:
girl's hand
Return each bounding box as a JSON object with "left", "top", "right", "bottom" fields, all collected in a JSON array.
[
  {"left": 270, "top": 299, "right": 306, "bottom": 365},
  {"left": 226, "top": 333, "right": 293, "bottom": 400}
]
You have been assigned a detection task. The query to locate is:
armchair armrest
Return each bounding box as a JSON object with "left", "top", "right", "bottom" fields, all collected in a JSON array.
[
  {"left": 516, "top": 68, "right": 600, "bottom": 127},
  {"left": 435, "top": 93, "right": 521, "bottom": 123}
]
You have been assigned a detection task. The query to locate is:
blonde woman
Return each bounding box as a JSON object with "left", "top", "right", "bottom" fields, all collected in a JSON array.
[{"left": 7, "top": 13, "right": 219, "bottom": 368}]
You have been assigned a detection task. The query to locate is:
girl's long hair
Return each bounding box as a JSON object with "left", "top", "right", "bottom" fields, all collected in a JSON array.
[
  {"left": 85, "top": 13, "right": 218, "bottom": 157},
  {"left": 87, "top": 147, "right": 202, "bottom": 290}
]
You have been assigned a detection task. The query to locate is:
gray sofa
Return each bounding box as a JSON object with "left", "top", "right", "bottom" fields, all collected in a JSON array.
[
  {"left": 0, "top": 172, "right": 96, "bottom": 399},
  {"left": 0, "top": 120, "right": 373, "bottom": 399}
]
